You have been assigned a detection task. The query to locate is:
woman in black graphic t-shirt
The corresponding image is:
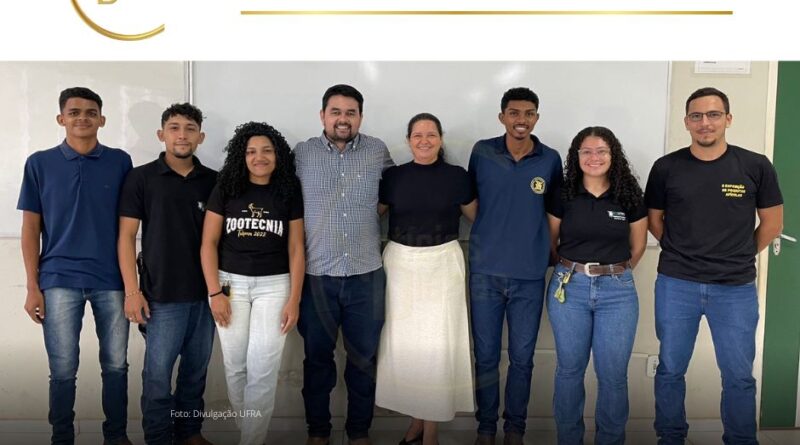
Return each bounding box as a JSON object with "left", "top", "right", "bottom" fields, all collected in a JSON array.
[{"left": 200, "top": 122, "right": 304, "bottom": 445}]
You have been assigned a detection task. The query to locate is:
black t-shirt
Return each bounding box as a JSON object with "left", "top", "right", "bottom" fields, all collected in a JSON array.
[
  {"left": 206, "top": 182, "right": 303, "bottom": 276},
  {"left": 379, "top": 159, "right": 474, "bottom": 247},
  {"left": 550, "top": 184, "right": 647, "bottom": 264},
  {"left": 118, "top": 153, "right": 217, "bottom": 303},
  {"left": 645, "top": 145, "right": 783, "bottom": 285}
]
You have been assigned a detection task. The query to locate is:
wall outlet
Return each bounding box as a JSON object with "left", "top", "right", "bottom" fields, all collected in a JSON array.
[{"left": 646, "top": 355, "right": 659, "bottom": 378}]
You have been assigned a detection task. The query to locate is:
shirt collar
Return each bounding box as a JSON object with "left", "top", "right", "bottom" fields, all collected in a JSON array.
[
  {"left": 496, "top": 134, "right": 541, "bottom": 160},
  {"left": 577, "top": 182, "right": 612, "bottom": 199},
  {"left": 156, "top": 151, "right": 205, "bottom": 177},
  {"left": 59, "top": 140, "right": 105, "bottom": 160},
  {"left": 321, "top": 132, "right": 362, "bottom": 153}
]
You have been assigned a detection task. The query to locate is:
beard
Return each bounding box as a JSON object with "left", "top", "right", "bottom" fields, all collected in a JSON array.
[
  {"left": 696, "top": 137, "right": 718, "bottom": 148},
  {"left": 325, "top": 126, "right": 354, "bottom": 144},
  {"left": 170, "top": 149, "right": 194, "bottom": 159}
]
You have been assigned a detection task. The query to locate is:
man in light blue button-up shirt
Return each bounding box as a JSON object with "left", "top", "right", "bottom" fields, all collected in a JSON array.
[{"left": 294, "top": 84, "right": 393, "bottom": 445}]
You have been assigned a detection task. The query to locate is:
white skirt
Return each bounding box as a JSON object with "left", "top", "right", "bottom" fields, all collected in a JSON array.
[{"left": 376, "top": 240, "right": 475, "bottom": 421}]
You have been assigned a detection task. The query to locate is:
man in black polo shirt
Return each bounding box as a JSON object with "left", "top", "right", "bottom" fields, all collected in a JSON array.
[
  {"left": 645, "top": 87, "right": 783, "bottom": 444},
  {"left": 118, "top": 103, "right": 217, "bottom": 445}
]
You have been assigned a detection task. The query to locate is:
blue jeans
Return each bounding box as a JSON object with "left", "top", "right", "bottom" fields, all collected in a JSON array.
[
  {"left": 469, "top": 273, "right": 545, "bottom": 435},
  {"left": 653, "top": 274, "right": 759, "bottom": 445},
  {"left": 546, "top": 264, "right": 639, "bottom": 445},
  {"left": 42, "top": 288, "right": 129, "bottom": 445},
  {"left": 297, "top": 269, "right": 386, "bottom": 440},
  {"left": 141, "top": 301, "right": 215, "bottom": 445}
]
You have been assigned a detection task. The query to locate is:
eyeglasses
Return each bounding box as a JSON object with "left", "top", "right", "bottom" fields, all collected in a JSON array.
[
  {"left": 686, "top": 111, "right": 727, "bottom": 122},
  {"left": 577, "top": 148, "right": 611, "bottom": 158}
]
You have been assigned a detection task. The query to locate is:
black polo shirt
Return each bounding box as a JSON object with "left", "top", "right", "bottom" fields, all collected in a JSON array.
[
  {"left": 550, "top": 184, "right": 647, "bottom": 264},
  {"left": 118, "top": 152, "right": 217, "bottom": 303}
]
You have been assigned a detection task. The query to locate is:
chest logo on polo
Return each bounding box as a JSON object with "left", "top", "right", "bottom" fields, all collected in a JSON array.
[
  {"left": 530, "top": 177, "right": 546, "bottom": 194},
  {"left": 607, "top": 211, "right": 627, "bottom": 221},
  {"left": 197, "top": 201, "right": 206, "bottom": 212},
  {"left": 721, "top": 183, "right": 747, "bottom": 198},
  {"left": 225, "top": 204, "right": 283, "bottom": 238}
]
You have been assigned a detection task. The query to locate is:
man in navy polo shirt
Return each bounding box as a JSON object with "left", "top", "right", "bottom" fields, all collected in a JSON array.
[
  {"left": 118, "top": 103, "right": 217, "bottom": 445},
  {"left": 468, "top": 87, "right": 563, "bottom": 445},
  {"left": 19, "top": 87, "right": 133, "bottom": 445}
]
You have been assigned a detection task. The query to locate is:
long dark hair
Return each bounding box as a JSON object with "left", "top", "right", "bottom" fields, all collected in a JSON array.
[
  {"left": 562, "top": 126, "right": 643, "bottom": 213},
  {"left": 217, "top": 121, "right": 300, "bottom": 202}
]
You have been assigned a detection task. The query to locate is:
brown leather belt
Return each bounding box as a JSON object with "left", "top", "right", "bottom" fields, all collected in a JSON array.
[{"left": 559, "top": 258, "right": 630, "bottom": 277}]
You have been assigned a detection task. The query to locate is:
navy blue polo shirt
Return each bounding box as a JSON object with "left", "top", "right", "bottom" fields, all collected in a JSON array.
[
  {"left": 468, "top": 135, "right": 563, "bottom": 280},
  {"left": 17, "top": 141, "right": 133, "bottom": 290}
]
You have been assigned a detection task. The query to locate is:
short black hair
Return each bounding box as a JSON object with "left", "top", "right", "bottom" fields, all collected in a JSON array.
[
  {"left": 59, "top": 87, "right": 103, "bottom": 112},
  {"left": 686, "top": 87, "right": 730, "bottom": 114},
  {"left": 322, "top": 84, "right": 364, "bottom": 114},
  {"left": 161, "top": 103, "right": 204, "bottom": 128},
  {"left": 501, "top": 87, "right": 539, "bottom": 112}
]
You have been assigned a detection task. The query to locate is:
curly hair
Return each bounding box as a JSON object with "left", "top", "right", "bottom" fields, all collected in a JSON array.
[
  {"left": 562, "top": 126, "right": 643, "bottom": 213},
  {"left": 217, "top": 121, "right": 300, "bottom": 203},
  {"left": 161, "top": 103, "right": 203, "bottom": 127}
]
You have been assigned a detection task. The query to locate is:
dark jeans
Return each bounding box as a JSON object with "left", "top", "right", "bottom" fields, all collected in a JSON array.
[
  {"left": 42, "top": 288, "right": 129, "bottom": 445},
  {"left": 297, "top": 269, "right": 386, "bottom": 440},
  {"left": 469, "top": 273, "right": 546, "bottom": 436},
  {"left": 141, "top": 301, "right": 215, "bottom": 445}
]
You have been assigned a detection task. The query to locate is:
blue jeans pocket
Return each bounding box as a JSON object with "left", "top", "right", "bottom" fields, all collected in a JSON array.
[{"left": 612, "top": 270, "right": 635, "bottom": 287}]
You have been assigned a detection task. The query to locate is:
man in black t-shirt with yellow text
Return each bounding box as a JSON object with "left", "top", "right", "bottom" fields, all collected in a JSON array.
[{"left": 645, "top": 87, "right": 783, "bottom": 445}]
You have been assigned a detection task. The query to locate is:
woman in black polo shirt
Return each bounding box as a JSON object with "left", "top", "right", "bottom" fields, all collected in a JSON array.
[
  {"left": 546, "top": 126, "right": 647, "bottom": 445},
  {"left": 375, "top": 113, "right": 477, "bottom": 445},
  {"left": 200, "top": 122, "right": 304, "bottom": 445}
]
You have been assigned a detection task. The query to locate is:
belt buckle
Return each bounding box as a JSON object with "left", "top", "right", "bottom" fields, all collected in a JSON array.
[{"left": 583, "top": 262, "right": 601, "bottom": 277}]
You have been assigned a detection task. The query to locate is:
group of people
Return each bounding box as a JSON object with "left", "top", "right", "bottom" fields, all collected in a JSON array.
[{"left": 18, "top": 83, "right": 782, "bottom": 445}]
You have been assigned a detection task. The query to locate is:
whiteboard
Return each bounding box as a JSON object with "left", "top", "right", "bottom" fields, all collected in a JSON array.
[
  {"left": 1, "top": 61, "right": 669, "bottom": 237},
  {"left": 192, "top": 61, "right": 669, "bottom": 183},
  {"left": 1, "top": 61, "right": 186, "bottom": 237}
]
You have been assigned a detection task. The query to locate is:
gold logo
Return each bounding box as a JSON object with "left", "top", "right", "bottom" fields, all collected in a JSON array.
[
  {"left": 721, "top": 183, "right": 746, "bottom": 198},
  {"left": 71, "top": 0, "right": 164, "bottom": 41},
  {"left": 531, "top": 177, "right": 546, "bottom": 194},
  {"left": 248, "top": 203, "right": 265, "bottom": 218}
]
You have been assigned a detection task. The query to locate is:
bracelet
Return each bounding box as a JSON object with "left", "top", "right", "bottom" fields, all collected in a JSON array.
[
  {"left": 125, "top": 289, "right": 142, "bottom": 298},
  {"left": 208, "top": 290, "right": 224, "bottom": 298}
]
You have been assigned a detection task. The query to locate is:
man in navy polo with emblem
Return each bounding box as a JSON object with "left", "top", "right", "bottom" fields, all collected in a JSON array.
[
  {"left": 468, "top": 87, "right": 563, "bottom": 445},
  {"left": 117, "top": 103, "right": 217, "bottom": 445},
  {"left": 19, "top": 87, "right": 133, "bottom": 445}
]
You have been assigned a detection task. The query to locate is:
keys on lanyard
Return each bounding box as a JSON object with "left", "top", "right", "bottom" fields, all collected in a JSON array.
[{"left": 554, "top": 268, "right": 573, "bottom": 303}]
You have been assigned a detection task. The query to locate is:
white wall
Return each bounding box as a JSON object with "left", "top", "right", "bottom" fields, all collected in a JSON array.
[{"left": 0, "top": 62, "right": 773, "bottom": 431}]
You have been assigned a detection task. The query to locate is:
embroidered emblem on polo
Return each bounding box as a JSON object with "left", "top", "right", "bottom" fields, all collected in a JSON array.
[
  {"left": 607, "top": 211, "right": 627, "bottom": 221},
  {"left": 530, "top": 177, "right": 546, "bottom": 194},
  {"left": 197, "top": 201, "right": 206, "bottom": 212}
]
